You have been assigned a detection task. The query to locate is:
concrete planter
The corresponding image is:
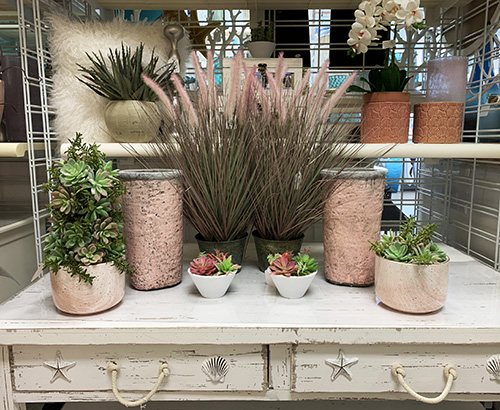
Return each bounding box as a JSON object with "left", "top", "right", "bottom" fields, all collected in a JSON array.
[
  {"left": 119, "top": 169, "right": 183, "bottom": 290},
  {"left": 375, "top": 255, "right": 449, "bottom": 314},
  {"left": 50, "top": 263, "right": 125, "bottom": 315},
  {"left": 247, "top": 41, "right": 275, "bottom": 58},
  {"left": 253, "top": 231, "right": 304, "bottom": 272},
  {"left": 104, "top": 100, "right": 161, "bottom": 143},
  {"left": 195, "top": 233, "right": 248, "bottom": 267}
]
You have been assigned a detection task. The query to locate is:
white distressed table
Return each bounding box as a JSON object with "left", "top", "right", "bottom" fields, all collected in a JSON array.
[{"left": 1, "top": 244, "right": 499, "bottom": 409}]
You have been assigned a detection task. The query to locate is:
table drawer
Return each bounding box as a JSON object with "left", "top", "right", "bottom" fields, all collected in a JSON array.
[
  {"left": 12, "top": 344, "right": 267, "bottom": 392},
  {"left": 293, "top": 344, "right": 500, "bottom": 394}
]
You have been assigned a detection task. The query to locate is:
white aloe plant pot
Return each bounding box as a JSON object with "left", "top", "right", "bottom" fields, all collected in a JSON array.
[
  {"left": 247, "top": 41, "right": 276, "bottom": 58},
  {"left": 188, "top": 269, "right": 235, "bottom": 299},
  {"left": 50, "top": 263, "right": 125, "bottom": 315},
  {"left": 375, "top": 255, "right": 449, "bottom": 314},
  {"left": 271, "top": 271, "right": 317, "bottom": 299},
  {"left": 104, "top": 100, "right": 161, "bottom": 143}
]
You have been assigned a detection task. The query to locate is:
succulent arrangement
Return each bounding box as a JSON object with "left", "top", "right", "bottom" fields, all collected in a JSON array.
[
  {"left": 189, "top": 251, "right": 241, "bottom": 276},
  {"left": 43, "top": 133, "right": 130, "bottom": 283},
  {"left": 249, "top": 21, "right": 274, "bottom": 42},
  {"left": 77, "top": 43, "right": 175, "bottom": 101},
  {"left": 371, "top": 217, "right": 448, "bottom": 265},
  {"left": 267, "top": 252, "right": 318, "bottom": 277}
]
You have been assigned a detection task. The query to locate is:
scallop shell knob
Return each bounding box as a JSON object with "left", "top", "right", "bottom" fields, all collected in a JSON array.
[
  {"left": 202, "top": 356, "right": 229, "bottom": 383},
  {"left": 486, "top": 355, "right": 500, "bottom": 380}
]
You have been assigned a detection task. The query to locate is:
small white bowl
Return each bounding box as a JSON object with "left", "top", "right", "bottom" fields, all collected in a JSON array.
[
  {"left": 188, "top": 269, "right": 235, "bottom": 299},
  {"left": 271, "top": 271, "right": 317, "bottom": 299},
  {"left": 264, "top": 268, "right": 274, "bottom": 287}
]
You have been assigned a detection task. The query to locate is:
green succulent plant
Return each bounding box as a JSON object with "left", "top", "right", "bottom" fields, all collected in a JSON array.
[
  {"left": 77, "top": 43, "right": 175, "bottom": 102},
  {"left": 294, "top": 253, "right": 318, "bottom": 276},
  {"left": 43, "top": 133, "right": 130, "bottom": 284},
  {"left": 371, "top": 217, "right": 448, "bottom": 265},
  {"left": 267, "top": 252, "right": 317, "bottom": 277}
]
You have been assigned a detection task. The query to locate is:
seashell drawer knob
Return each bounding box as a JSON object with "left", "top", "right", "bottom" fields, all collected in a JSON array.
[{"left": 11, "top": 345, "right": 268, "bottom": 394}]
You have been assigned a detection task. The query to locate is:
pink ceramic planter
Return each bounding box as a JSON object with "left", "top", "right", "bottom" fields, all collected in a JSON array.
[
  {"left": 50, "top": 263, "right": 125, "bottom": 315},
  {"left": 323, "top": 168, "right": 387, "bottom": 286},
  {"left": 120, "top": 169, "right": 183, "bottom": 291}
]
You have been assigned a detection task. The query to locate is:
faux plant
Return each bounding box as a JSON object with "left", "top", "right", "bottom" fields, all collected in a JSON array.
[
  {"left": 77, "top": 43, "right": 175, "bottom": 101},
  {"left": 43, "top": 133, "right": 130, "bottom": 283},
  {"left": 346, "top": 0, "right": 425, "bottom": 93},
  {"left": 267, "top": 252, "right": 318, "bottom": 277},
  {"left": 189, "top": 251, "right": 241, "bottom": 276},
  {"left": 250, "top": 21, "right": 274, "bottom": 42},
  {"left": 140, "top": 52, "right": 263, "bottom": 243},
  {"left": 370, "top": 217, "right": 448, "bottom": 265}
]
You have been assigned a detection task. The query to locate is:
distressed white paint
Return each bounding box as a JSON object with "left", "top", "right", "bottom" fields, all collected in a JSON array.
[
  {"left": 269, "top": 344, "right": 292, "bottom": 390},
  {"left": 12, "top": 345, "right": 266, "bottom": 392},
  {"left": 0, "top": 347, "right": 24, "bottom": 410},
  {"left": 294, "top": 344, "right": 500, "bottom": 394}
]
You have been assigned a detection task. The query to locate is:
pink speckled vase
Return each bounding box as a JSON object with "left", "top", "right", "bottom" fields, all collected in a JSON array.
[
  {"left": 413, "top": 102, "right": 464, "bottom": 143},
  {"left": 119, "top": 169, "right": 183, "bottom": 290},
  {"left": 50, "top": 263, "right": 125, "bottom": 315},
  {"left": 361, "top": 92, "right": 410, "bottom": 144},
  {"left": 323, "top": 168, "right": 387, "bottom": 286}
]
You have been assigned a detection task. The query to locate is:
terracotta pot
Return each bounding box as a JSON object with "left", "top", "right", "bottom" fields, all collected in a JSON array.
[
  {"left": 413, "top": 102, "right": 465, "bottom": 143},
  {"left": 323, "top": 168, "right": 387, "bottom": 286},
  {"left": 375, "top": 256, "right": 449, "bottom": 314},
  {"left": 50, "top": 263, "right": 125, "bottom": 315},
  {"left": 271, "top": 271, "right": 317, "bottom": 299},
  {"left": 188, "top": 269, "right": 235, "bottom": 299},
  {"left": 119, "top": 169, "right": 183, "bottom": 290},
  {"left": 104, "top": 100, "right": 161, "bottom": 143},
  {"left": 195, "top": 233, "right": 248, "bottom": 266},
  {"left": 247, "top": 41, "right": 275, "bottom": 58},
  {"left": 361, "top": 92, "right": 410, "bottom": 144},
  {"left": 252, "top": 231, "right": 304, "bottom": 272}
]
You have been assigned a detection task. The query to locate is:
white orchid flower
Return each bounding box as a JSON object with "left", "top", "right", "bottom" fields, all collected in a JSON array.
[
  {"left": 354, "top": 9, "right": 376, "bottom": 28},
  {"left": 380, "top": 0, "right": 401, "bottom": 23},
  {"left": 347, "top": 22, "right": 377, "bottom": 54},
  {"left": 396, "top": 0, "right": 424, "bottom": 27}
]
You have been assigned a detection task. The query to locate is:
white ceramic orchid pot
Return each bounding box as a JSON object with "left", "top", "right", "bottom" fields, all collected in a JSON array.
[
  {"left": 188, "top": 269, "right": 236, "bottom": 299},
  {"left": 375, "top": 256, "right": 449, "bottom": 314},
  {"left": 271, "top": 271, "right": 317, "bottom": 299},
  {"left": 50, "top": 263, "right": 125, "bottom": 315},
  {"left": 104, "top": 100, "right": 161, "bottom": 143},
  {"left": 248, "top": 41, "right": 276, "bottom": 58}
]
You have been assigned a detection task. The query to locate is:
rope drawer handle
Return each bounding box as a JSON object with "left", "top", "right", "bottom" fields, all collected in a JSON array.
[
  {"left": 107, "top": 361, "right": 170, "bottom": 407},
  {"left": 392, "top": 363, "right": 458, "bottom": 404}
]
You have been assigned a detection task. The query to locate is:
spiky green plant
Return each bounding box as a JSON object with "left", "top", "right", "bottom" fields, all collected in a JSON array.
[
  {"left": 43, "top": 133, "right": 130, "bottom": 283},
  {"left": 370, "top": 217, "right": 448, "bottom": 265},
  {"left": 77, "top": 43, "right": 175, "bottom": 101}
]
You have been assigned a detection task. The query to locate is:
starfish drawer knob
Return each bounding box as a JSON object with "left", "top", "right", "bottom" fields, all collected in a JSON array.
[
  {"left": 43, "top": 350, "right": 76, "bottom": 383},
  {"left": 325, "top": 350, "right": 359, "bottom": 381}
]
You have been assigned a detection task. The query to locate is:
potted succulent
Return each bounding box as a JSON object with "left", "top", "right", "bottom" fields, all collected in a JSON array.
[
  {"left": 266, "top": 252, "right": 318, "bottom": 299},
  {"left": 247, "top": 21, "right": 275, "bottom": 58},
  {"left": 188, "top": 251, "right": 240, "bottom": 299},
  {"left": 371, "top": 217, "right": 449, "bottom": 314},
  {"left": 77, "top": 43, "right": 175, "bottom": 143},
  {"left": 346, "top": 0, "right": 425, "bottom": 143},
  {"left": 43, "top": 133, "right": 130, "bottom": 315},
  {"left": 141, "top": 52, "right": 262, "bottom": 265},
  {"left": 252, "top": 59, "right": 361, "bottom": 271}
]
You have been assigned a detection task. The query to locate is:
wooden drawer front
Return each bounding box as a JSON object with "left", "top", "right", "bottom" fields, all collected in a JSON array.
[
  {"left": 12, "top": 345, "right": 267, "bottom": 392},
  {"left": 294, "top": 344, "right": 500, "bottom": 394}
]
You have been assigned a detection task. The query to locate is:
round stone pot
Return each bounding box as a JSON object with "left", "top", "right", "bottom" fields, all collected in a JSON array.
[
  {"left": 119, "top": 169, "right": 183, "bottom": 291},
  {"left": 188, "top": 269, "right": 235, "bottom": 299},
  {"left": 252, "top": 231, "right": 304, "bottom": 272},
  {"left": 375, "top": 256, "right": 449, "bottom": 314},
  {"left": 271, "top": 271, "right": 317, "bottom": 299},
  {"left": 323, "top": 167, "right": 387, "bottom": 286},
  {"left": 247, "top": 41, "right": 275, "bottom": 58},
  {"left": 104, "top": 100, "right": 161, "bottom": 143},
  {"left": 195, "top": 233, "right": 248, "bottom": 267},
  {"left": 50, "top": 263, "right": 125, "bottom": 315},
  {"left": 413, "top": 102, "right": 465, "bottom": 143},
  {"left": 361, "top": 92, "right": 410, "bottom": 144}
]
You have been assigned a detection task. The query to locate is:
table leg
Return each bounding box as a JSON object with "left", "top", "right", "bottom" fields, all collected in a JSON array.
[{"left": 1, "top": 346, "right": 24, "bottom": 410}]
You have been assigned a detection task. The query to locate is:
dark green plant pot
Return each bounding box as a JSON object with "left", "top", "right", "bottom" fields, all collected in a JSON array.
[
  {"left": 252, "top": 231, "right": 305, "bottom": 272},
  {"left": 195, "top": 233, "right": 249, "bottom": 267}
]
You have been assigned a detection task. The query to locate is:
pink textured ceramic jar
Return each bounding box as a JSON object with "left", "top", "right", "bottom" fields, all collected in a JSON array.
[
  {"left": 119, "top": 169, "right": 183, "bottom": 290},
  {"left": 323, "top": 168, "right": 387, "bottom": 286}
]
